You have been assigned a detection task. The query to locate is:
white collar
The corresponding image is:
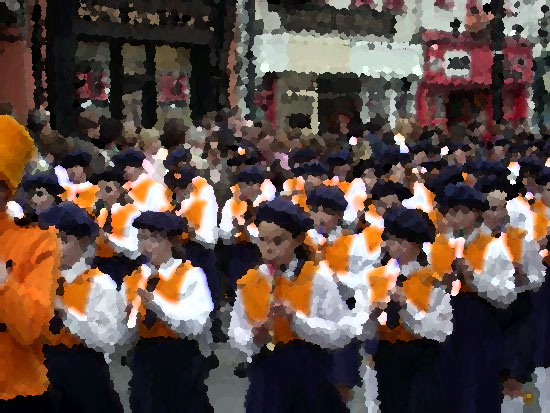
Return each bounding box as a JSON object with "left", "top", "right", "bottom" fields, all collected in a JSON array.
[
  {"left": 259, "top": 257, "right": 300, "bottom": 280},
  {"left": 60, "top": 246, "right": 95, "bottom": 283},
  {"left": 399, "top": 260, "right": 421, "bottom": 277},
  {"left": 158, "top": 257, "right": 182, "bottom": 278}
]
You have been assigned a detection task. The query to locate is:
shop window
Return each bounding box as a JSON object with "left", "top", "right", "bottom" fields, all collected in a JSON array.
[
  {"left": 76, "top": 71, "right": 108, "bottom": 101},
  {"left": 158, "top": 74, "right": 189, "bottom": 105},
  {"left": 288, "top": 113, "right": 312, "bottom": 129}
]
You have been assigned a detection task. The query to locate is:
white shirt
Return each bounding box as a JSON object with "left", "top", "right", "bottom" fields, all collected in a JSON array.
[{"left": 228, "top": 260, "right": 361, "bottom": 361}]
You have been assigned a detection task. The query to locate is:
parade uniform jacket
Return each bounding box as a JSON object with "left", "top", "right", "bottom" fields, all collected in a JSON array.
[
  {"left": 176, "top": 177, "right": 218, "bottom": 247},
  {"left": 323, "top": 177, "right": 368, "bottom": 225},
  {"left": 507, "top": 194, "right": 550, "bottom": 245},
  {"left": 95, "top": 202, "right": 141, "bottom": 258},
  {"left": 124, "top": 172, "right": 172, "bottom": 213},
  {"left": 55, "top": 167, "right": 99, "bottom": 214},
  {"left": 228, "top": 259, "right": 362, "bottom": 360},
  {"left": 219, "top": 181, "right": 275, "bottom": 243},
  {"left": 125, "top": 259, "right": 213, "bottom": 346},
  {"left": 0, "top": 212, "right": 60, "bottom": 400},
  {"left": 43, "top": 256, "right": 132, "bottom": 356},
  {"left": 348, "top": 259, "right": 454, "bottom": 344}
]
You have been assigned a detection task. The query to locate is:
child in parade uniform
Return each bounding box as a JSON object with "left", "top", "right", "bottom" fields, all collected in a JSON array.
[
  {"left": 55, "top": 150, "right": 99, "bottom": 214},
  {"left": 39, "top": 203, "right": 127, "bottom": 413},
  {"left": 228, "top": 197, "right": 360, "bottom": 412},
  {"left": 13, "top": 172, "right": 65, "bottom": 224},
  {"left": 362, "top": 206, "right": 453, "bottom": 413},
  {"left": 128, "top": 212, "right": 214, "bottom": 413},
  {"left": 0, "top": 115, "right": 60, "bottom": 412},
  {"left": 219, "top": 166, "right": 275, "bottom": 301}
]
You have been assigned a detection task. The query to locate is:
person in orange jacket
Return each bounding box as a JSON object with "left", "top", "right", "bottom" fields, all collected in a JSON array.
[{"left": 0, "top": 115, "right": 60, "bottom": 411}]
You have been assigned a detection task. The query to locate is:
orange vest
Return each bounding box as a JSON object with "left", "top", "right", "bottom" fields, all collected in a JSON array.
[
  {"left": 60, "top": 183, "right": 99, "bottom": 214},
  {"left": 125, "top": 261, "right": 194, "bottom": 339},
  {"left": 237, "top": 261, "right": 317, "bottom": 345},
  {"left": 0, "top": 213, "right": 59, "bottom": 400},
  {"left": 370, "top": 264, "right": 437, "bottom": 344}
]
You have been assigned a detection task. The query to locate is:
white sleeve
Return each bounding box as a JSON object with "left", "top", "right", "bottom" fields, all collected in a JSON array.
[
  {"left": 228, "top": 289, "right": 258, "bottom": 361},
  {"left": 348, "top": 233, "right": 381, "bottom": 275},
  {"left": 469, "top": 239, "right": 517, "bottom": 307},
  {"left": 64, "top": 275, "right": 131, "bottom": 354},
  {"left": 149, "top": 267, "right": 214, "bottom": 338},
  {"left": 518, "top": 239, "right": 546, "bottom": 293},
  {"left": 338, "top": 268, "right": 378, "bottom": 341},
  {"left": 400, "top": 285, "right": 453, "bottom": 342},
  {"left": 507, "top": 199, "right": 533, "bottom": 240},
  {"left": 343, "top": 179, "right": 366, "bottom": 224},
  {"left": 219, "top": 200, "right": 235, "bottom": 242},
  {"left": 195, "top": 186, "right": 219, "bottom": 246},
  {"left": 292, "top": 265, "right": 364, "bottom": 349}
]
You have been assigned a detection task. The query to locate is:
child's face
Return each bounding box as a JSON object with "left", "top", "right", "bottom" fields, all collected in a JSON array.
[
  {"left": 309, "top": 208, "right": 340, "bottom": 235},
  {"left": 67, "top": 166, "right": 87, "bottom": 184},
  {"left": 383, "top": 235, "right": 417, "bottom": 260},
  {"left": 138, "top": 230, "right": 172, "bottom": 263},
  {"left": 124, "top": 166, "right": 142, "bottom": 182},
  {"left": 444, "top": 207, "right": 478, "bottom": 231},
  {"left": 60, "top": 233, "right": 91, "bottom": 269},
  {"left": 238, "top": 182, "right": 261, "bottom": 201},
  {"left": 29, "top": 187, "right": 56, "bottom": 213},
  {"left": 98, "top": 181, "right": 122, "bottom": 205},
  {"left": 482, "top": 191, "right": 508, "bottom": 230},
  {"left": 257, "top": 221, "right": 301, "bottom": 266}
]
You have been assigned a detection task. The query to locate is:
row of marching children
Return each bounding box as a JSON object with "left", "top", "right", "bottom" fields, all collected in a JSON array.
[{"left": 2, "top": 111, "right": 550, "bottom": 412}]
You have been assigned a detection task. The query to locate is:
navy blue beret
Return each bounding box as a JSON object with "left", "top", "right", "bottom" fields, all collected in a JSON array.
[
  {"left": 325, "top": 149, "right": 351, "bottom": 167},
  {"left": 133, "top": 212, "right": 186, "bottom": 237},
  {"left": 235, "top": 165, "right": 265, "bottom": 185},
  {"left": 293, "top": 161, "right": 329, "bottom": 178},
  {"left": 89, "top": 169, "right": 126, "bottom": 185},
  {"left": 255, "top": 197, "right": 313, "bottom": 237},
  {"left": 306, "top": 185, "right": 347, "bottom": 213},
  {"left": 21, "top": 173, "right": 64, "bottom": 195},
  {"left": 164, "top": 147, "right": 190, "bottom": 169},
  {"left": 289, "top": 148, "right": 317, "bottom": 166},
  {"left": 474, "top": 175, "right": 517, "bottom": 200},
  {"left": 425, "top": 165, "right": 464, "bottom": 193},
  {"left": 370, "top": 181, "right": 413, "bottom": 202},
  {"left": 536, "top": 167, "right": 550, "bottom": 187},
  {"left": 164, "top": 166, "right": 197, "bottom": 190},
  {"left": 436, "top": 183, "right": 489, "bottom": 211},
  {"left": 383, "top": 205, "right": 435, "bottom": 244},
  {"left": 38, "top": 202, "right": 99, "bottom": 238},
  {"left": 60, "top": 150, "right": 92, "bottom": 169},
  {"left": 112, "top": 149, "right": 146, "bottom": 168}
]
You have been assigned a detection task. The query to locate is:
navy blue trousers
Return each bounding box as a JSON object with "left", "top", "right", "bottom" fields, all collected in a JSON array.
[
  {"left": 129, "top": 338, "right": 212, "bottom": 413},
  {"left": 44, "top": 345, "right": 123, "bottom": 413},
  {"left": 437, "top": 293, "right": 503, "bottom": 413},
  {"left": 246, "top": 342, "right": 348, "bottom": 413}
]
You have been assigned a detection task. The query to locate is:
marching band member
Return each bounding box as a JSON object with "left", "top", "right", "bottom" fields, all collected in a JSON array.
[
  {"left": 55, "top": 150, "right": 99, "bottom": 214},
  {"left": 13, "top": 172, "right": 65, "bottom": 224},
  {"left": 39, "top": 203, "right": 128, "bottom": 413},
  {"left": 228, "top": 197, "right": 360, "bottom": 412},
  {"left": 165, "top": 166, "right": 220, "bottom": 306},
  {"left": 0, "top": 115, "right": 60, "bottom": 410},
  {"left": 219, "top": 166, "right": 274, "bottom": 299},
  {"left": 113, "top": 149, "right": 171, "bottom": 213},
  {"left": 126, "top": 212, "right": 214, "bottom": 413},
  {"left": 368, "top": 206, "right": 453, "bottom": 412},
  {"left": 281, "top": 161, "right": 331, "bottom": 211}
]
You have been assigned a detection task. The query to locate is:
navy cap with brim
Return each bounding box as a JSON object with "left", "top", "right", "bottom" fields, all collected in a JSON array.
[
  {"left": 164, "top": 147, "right": 190, "bottom": 169},
  {"left": 306, "top": 185, "right": 347, "bottom": 213},
  {"left": 38, "top": 202, "right": 99, "bottom": 238},
  {"left": 133, "top": 212, "right": 186, "bottom": 237},
  {"left": 383, "top": 206, "right": 435, "bottom": 244},
  {"left": 165, "top": 166, "right": 197, "bottom": 190},
  {"left": 255, "top": 197, "right": 313, "bottom": 238}
]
